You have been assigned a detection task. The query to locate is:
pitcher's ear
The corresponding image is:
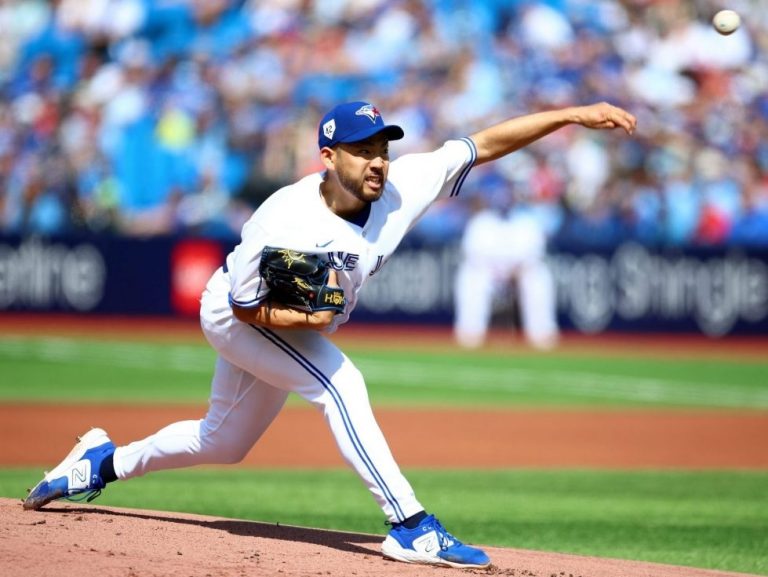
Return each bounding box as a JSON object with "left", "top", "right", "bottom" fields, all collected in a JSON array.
[{"left": 319, "top": 146, "right": 335, "bottom": 170}]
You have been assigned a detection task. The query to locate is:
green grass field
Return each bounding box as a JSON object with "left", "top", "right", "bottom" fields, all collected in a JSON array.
[
  {"left": 1, "top": 334, "right": 766, "bottom": 408},
  {"left": 2, "top": 331, "right": 767, "bottom": 575}
]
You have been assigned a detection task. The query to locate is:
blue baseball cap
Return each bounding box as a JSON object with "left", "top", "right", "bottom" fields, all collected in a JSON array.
[{"left": 318, "top": 101, "right": 404, "bottom": 149}]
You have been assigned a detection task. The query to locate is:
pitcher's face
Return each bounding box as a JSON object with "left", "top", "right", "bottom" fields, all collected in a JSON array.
[{"left": 331, "top": 133, "right": 390, "bottom": 204}]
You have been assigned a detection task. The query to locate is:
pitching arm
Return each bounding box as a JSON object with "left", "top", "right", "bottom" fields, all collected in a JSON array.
[{"left": 470, "top": 102, "right": 637, "bottom": 166}]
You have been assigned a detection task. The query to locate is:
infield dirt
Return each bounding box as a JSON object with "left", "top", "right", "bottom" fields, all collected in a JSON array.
[{"left": 2, "top": 499, "right": 759, "bottom": 577}]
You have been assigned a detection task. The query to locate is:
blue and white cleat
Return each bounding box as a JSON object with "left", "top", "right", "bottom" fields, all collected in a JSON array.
[
  {"left": 381, "top": 514, "right": 491, "bottom": 569},
  {"left": 23, "top": 428, "right": 115, "bottom": 511}
]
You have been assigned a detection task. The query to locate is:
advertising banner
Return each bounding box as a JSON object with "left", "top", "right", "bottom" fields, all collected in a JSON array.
[
  {"left": 0, "top": 235, "right": 222, "bottom": 316},
  {"left": 354, "top": 241, "right": 768, "bottom": 337},
  {"left": 1, "top": 235, "right": 766, "bottom": 336}
]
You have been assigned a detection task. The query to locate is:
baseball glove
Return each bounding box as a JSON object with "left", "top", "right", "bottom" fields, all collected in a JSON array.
[{"left": 259, "top": 246, "right": 345, "bottom": 314}]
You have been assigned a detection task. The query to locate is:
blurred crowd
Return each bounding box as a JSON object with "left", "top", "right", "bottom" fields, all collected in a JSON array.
[{"left": 0, "top": 0, "right": 766, "bottom": 247}]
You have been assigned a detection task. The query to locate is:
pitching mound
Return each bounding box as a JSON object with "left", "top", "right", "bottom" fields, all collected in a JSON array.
[{"left": 2, "top": 499, "right": 753, "bottom": 577}]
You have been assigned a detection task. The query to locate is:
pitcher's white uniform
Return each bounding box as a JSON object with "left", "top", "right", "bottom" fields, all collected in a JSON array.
[{"left": 111, "top": 138, "right": 477, "bottom": 523}]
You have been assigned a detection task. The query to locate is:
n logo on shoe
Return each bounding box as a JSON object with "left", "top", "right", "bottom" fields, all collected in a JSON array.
[
  {"left": 69, "top": 460, "right": 91, "bottom": 490},
  {"left": 413, "top": 531, "right": 438, "bottom": 554}
]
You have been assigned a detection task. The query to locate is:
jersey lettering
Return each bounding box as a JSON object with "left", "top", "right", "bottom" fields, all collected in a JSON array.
[
  {"left": 326, "top": 252, "right": 360, "bottom": 271},
  {"left": 369, "top": 255, "right": 387, "bottom": 276}
]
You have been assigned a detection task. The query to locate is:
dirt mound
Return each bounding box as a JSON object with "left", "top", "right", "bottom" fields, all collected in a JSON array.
[{"left": 2, "top": 499, "right": 755, "bottom": 577}]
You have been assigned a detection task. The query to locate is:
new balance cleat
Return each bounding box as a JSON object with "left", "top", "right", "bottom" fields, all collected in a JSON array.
[
  {"left": 381, "top": 514, "right": 491, "bottom": 568},
  {"left": 23, "top": 428, "right": 115, "bottom": 511}
]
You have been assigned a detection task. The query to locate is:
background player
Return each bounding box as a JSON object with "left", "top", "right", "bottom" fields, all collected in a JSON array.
[
  {"left": 24, "top": 100, "right": 636, "bottom": 569},
  {"left": 454, "top": 188, "right": 559, "bottom": 350}
]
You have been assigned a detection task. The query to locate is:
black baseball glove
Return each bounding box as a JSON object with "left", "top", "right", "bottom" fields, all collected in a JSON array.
[{"left": 259, "top": 246, "right": 345, "bottom": 314}]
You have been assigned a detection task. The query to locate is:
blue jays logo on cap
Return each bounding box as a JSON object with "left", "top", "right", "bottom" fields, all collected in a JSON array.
[
  {"left": 355, "top": 104, "right": 380, "bottom": 123},
  {"left": 318, "top": 101, "right": 404, "bottom": 149}
]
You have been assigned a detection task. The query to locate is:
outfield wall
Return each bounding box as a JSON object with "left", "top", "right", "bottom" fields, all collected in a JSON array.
[{"left": 0, "top": 235, "right": 766, "bottom": 337}]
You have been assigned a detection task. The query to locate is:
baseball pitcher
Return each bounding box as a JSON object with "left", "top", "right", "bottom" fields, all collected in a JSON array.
[{"left": 24, "top": 100, "right": 636, "bottom": 569}]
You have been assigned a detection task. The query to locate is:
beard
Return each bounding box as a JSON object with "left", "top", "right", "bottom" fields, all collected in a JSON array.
[{"left": 337, "top": 168, "right": 385, "bottom": 204}]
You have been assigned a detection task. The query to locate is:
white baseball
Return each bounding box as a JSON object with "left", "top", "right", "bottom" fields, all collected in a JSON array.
[{"left": 712, "top": 10, "right": 741, "bottom": 35}]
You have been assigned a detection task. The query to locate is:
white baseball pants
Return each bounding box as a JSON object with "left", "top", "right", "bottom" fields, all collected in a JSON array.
[{"left": 113, "top": 292, "right": 423, "bottom": 523}]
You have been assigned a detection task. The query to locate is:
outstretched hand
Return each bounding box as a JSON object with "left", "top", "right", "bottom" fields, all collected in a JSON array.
[{"left": 573, "top": 102, "right": 637, "bottom": 135}]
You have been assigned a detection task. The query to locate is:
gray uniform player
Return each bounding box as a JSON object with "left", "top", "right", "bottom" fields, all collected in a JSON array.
[{"left": 24, "top": 100, "right": 636, "bottom": 569}]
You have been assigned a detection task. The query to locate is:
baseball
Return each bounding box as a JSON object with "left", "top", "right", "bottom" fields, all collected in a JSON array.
[{"left": 712, "top": 10, "right": 741, "bottom": 35}]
